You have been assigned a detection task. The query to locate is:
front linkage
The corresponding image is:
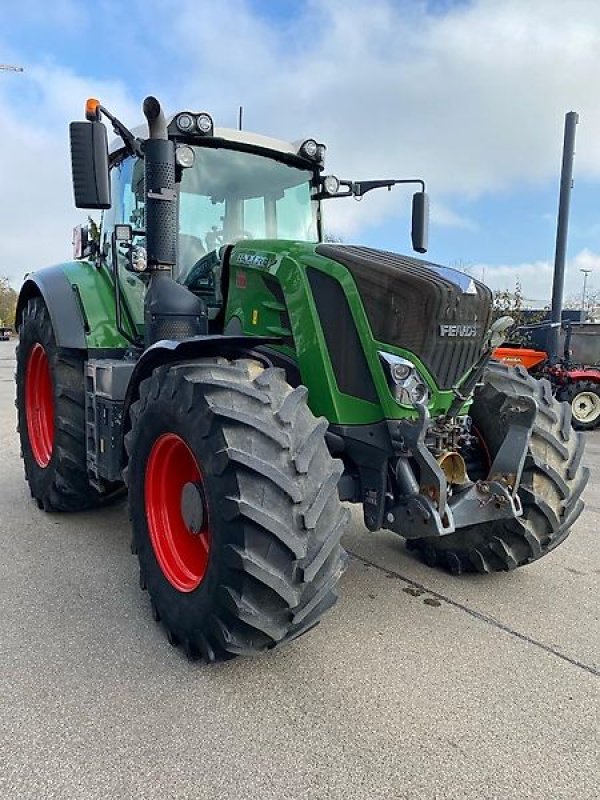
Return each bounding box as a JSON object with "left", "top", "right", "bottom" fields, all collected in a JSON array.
[{"left": 385, "top": 393, "right": 535, "bottom": 539}]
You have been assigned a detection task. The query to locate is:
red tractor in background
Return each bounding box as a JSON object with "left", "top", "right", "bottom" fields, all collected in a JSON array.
[{"left": 495, "top": 322, "right": 600, "bottom": 430}]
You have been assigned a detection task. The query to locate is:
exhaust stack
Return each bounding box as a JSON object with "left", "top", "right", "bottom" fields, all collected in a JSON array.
[{"left": 142, "top": 96, "right": 207, "bottom": 346}]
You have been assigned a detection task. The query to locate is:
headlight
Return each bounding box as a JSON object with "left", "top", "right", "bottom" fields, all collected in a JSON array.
[
  {"left": 379, "top": 352, "right": 430, "bottom": 407},
  {"left": 389, "top": 361, "right": 411, "bottom": 382},
  {"left": 176, "top": 112, "right": 195, "bottom": 133}
]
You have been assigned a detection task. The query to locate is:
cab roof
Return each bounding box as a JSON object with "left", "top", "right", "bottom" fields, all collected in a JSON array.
[{"left": 109, "top": 115, "right": 300, "bottom": 158}]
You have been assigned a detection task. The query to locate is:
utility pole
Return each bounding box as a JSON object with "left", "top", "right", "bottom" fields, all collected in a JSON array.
[
  {"left": 548, "top": 111, "right": 579, "bottom": 362},
  {"left": 580, "top": 268, "right": 591, "bottom": 322}
]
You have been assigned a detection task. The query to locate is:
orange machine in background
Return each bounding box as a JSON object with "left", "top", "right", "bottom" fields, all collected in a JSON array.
[{"left": 493, "top": 346, "right": 547, "bottom": 371}]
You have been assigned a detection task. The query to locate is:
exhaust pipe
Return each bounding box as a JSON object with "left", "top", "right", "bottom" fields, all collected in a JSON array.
[
  {"left": 142, "top": 96, "right": 207, "bottom": 346},
  {"left": 143, "top": 96, "right": 176, "bottom": 272},
  {"left": 143, "top": 96, "right": 168, "bottom": 141}
]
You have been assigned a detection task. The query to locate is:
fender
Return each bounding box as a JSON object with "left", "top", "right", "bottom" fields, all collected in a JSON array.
[
  {"left": 121, "top": 334, "right": 280, "bottom": 451},
  {"left": 16, "top": 261, "right": 134, "bottom": 351},
  {"left": 566, "top": 367, "right": 600, "bottom": 383},
  {"left": 15, "top": 267, "right": 88, "bottom": 349}
]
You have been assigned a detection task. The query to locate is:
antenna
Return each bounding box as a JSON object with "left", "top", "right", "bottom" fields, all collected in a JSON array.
[{"left": 238, "top": 105, "right": 243, "bottom": 131}]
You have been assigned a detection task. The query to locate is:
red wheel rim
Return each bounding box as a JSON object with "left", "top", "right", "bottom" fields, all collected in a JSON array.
[
  {"left": 144, "top": 433, "right": 211, "bottom": 592},
  {"left": 25, "top": 343, "right": 55, "bottom": 468}
]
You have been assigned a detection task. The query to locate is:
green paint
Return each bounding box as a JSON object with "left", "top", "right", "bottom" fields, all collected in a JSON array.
[
  {"left": 224, "top": 240, "right": 463, "bottom": 425},
  {"left": 52, "top": 240, "right": 472, "bottom": 426},
  {"left": 57, "top": 260, "right": 133, "bottom": 349}
]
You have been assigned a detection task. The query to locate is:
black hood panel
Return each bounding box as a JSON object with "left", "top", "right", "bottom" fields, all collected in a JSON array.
[{"left": 316, "top": 244, "right": 492, "bottom": 390}]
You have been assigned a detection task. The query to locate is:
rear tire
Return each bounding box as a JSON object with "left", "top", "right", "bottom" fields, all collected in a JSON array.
[
  {"left": 125, "top": 357, "right": 348, "bottom": 661},
  {"left": 408, "top": 362, "right": 589, "bottom": 574},
  {"left": 16, "top": 296, "right": 111, "bottom": 511},
  {"left": 557, "top": 380, "right": 600, "bottom": 430}
]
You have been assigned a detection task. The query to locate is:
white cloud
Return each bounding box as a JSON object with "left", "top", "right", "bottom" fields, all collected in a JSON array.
[
  {"left": 473, "top": 249, "right": 600, "bottom": 306},
  {"left": 0, "top": 65, "right": 136, "bottom": 286}
]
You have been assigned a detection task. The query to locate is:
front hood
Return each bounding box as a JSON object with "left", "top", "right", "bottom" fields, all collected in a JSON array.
[{"left": 316, "top": 244, "right": 493, "bottom": 390}]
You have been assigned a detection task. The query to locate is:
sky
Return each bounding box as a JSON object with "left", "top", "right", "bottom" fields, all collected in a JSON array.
[{"left": 1, "top": 0, "right": 600, "bottom": 306}]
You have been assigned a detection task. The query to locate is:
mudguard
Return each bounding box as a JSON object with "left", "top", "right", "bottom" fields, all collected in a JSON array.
[
  {"left": 15, "top": 267, "right": 88, "bottom": 349},
  {"left": 565, "top": 367, "right": 600, "bottom": 383},
  {"left": 121, "top": 334, "right": 280, "bottom": 429}
]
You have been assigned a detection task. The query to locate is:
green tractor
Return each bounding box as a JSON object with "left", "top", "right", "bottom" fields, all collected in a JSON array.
[{"left": 15, "top": 96, "right": 588, "bottom": 661}]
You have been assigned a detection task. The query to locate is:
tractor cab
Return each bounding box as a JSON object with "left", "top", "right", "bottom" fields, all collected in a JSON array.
[
  {"left": 71, "top": 97, "right": 429, "bottom": 347},
  {"left": 102, "top": 123, "right": 324, "bottom": 329}
]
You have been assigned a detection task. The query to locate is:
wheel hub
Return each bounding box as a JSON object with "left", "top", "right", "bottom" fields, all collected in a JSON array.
[
  {"left": 181, "top": 481, "right": 205, "bottom": 534},
  {"left": 572, "top": 390, "right": 600, "bottom": 423}
]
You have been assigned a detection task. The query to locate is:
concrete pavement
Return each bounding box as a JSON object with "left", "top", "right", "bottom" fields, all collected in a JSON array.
[{"left": 0, "top": 339, "right": 597, "bottom": 799}]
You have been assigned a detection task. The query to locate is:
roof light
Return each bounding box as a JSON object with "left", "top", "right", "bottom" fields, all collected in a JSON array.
[
  {"left": 176, "top": 113, "right": 195, "bottom": 133},
  {"left": 299, "top": 139, "right": 319, "bottom": 159},
  {"left": 196, "top": 113, "right": 213, "bottom": 135},
  {"left": 298, "top": 138, "right": 326, "bottom": 165}
]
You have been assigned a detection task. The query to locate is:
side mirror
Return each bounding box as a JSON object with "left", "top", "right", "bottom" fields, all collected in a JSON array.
[
  {"left": 72, "top": 223, "right": 100, "bottom": 260},
  {"left": 411, "top": 191, "right": 429, "bottom": 254},
  {"left": 69, "top": 121, "right": 111, "bottom": 209}
]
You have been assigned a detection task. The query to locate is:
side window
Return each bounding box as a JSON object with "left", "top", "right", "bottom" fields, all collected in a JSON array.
[
  {"left": 102, "top": 155, "right": 146, "bottom": 331},
  {"left": 102, "top": 156, "right": 145, "bottom": 251},
  {"left": 122, "top": 158, "right": 145, "bottom": 229}
]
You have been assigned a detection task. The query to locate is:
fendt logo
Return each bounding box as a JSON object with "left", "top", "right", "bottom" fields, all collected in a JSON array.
[{"left": 439, "top": 323, "right": 478, "bottom": 337}]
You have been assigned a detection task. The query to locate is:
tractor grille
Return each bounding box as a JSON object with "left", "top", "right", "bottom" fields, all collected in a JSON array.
[{"left": 316, "top": 245, "right": 492, "bottom": 390}]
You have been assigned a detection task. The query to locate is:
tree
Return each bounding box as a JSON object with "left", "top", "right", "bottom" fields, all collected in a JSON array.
[
  {"left": 492, "top": 279, "right": 545, "bottom": 345},
  {"left": 0, "top": 277, "right": 17, "bottom": 328}
]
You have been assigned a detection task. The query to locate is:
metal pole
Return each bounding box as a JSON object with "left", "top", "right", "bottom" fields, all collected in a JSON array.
[
  {"left": 549, "top": 111, "right": 579, "bottom": 361},
  {"left": 580, "top": 268, "right": 591, "bottom": 321}
]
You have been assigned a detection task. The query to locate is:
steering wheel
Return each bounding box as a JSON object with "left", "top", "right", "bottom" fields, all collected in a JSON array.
[{"left": 186, "top": 252, "right": 218, "bottom": 285}]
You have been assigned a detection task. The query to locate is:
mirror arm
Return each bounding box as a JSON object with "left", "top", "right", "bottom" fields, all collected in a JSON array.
[
  {"left": 352, "top": 178, "right": 426, "bottom": 197},
  {"left": 98, "top": 104, "right": 144, "bottom": 159},
  {"left": 317, "top": 178, "right": 427, "bottom": 201}
]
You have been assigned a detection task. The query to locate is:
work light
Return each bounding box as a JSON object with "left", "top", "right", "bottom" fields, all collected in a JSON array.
[
  {"left": 175, "top": 113, "right": 194, "bottom": 133},
  {"left": 196, "top": 113, "right": 213, "bottom": 135}
]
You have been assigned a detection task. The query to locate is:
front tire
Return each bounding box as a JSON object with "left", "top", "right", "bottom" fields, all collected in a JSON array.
[
  {"left": 408, "top": 363, "right": 589, "bottom": 574},
  {"left": 125, "top": 358, "right": 348, "bottom": 661},
  {"left": 16, "top": 297, "right": 110, "bottom": 511}
]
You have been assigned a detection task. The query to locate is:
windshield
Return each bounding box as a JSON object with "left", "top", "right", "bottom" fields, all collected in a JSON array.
[{"left": 176, "top": 147, "right": 318, "bottom": 280}]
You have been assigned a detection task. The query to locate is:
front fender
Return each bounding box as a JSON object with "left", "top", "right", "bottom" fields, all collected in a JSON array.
[
  {"left": 16, "top": 267, "right": 88, "bottom": 349},
  {"left": 16, "top": 261, "right": 133, "bottom": 351},
  {"left": 121, "top": 334, "right": 280, "bottom": 444}
]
